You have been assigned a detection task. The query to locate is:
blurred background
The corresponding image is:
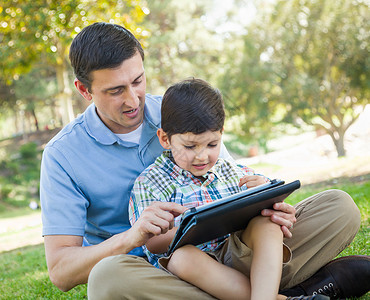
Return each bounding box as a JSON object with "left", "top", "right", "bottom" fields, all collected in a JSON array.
[{"left": 0, "top": 0, "right": 369, "bottom": 216}]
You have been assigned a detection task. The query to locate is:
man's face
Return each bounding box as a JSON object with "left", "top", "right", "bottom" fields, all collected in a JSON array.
[
  {"left": 168, "top": 130, "right": 223, "bottom": 177},
  {"left": 87, "top": 52, "right": 146, "bottom": 134}
]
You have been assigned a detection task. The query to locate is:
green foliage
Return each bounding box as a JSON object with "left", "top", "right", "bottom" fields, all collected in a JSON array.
[
  {"left": 0, "top": 0, "right": 148, "bottom": 127},
  {"left": 142, "top": 0, "right": 223, "bottom": 95},
  {"left": 219, "top": 0, "right": 369, "bottom": 157},
  {"left": 0, "top": 142, "right": 41, "bottom": 211},
  {"left": 266, "top": 0, "right": 369, "bottom": 156},
  {"left": 0, "top": 0, "right": 147, "bottom": 82}
]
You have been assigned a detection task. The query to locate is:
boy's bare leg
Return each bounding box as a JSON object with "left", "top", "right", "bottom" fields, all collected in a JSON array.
[
  {"left": 242, "top": 216, "right": 284, "bottom": 300},
  {"left": 167, "top": 244, "right": 251, "bottom": 300}
]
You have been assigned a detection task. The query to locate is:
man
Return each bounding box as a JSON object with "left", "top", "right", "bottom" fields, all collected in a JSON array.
[{"left": 40, "top": 22, "right": 369, "bottom": 299}]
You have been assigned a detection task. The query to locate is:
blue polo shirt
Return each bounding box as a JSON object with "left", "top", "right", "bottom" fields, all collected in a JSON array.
[{"left": 40, "top": 94, "right": 164, "bottom": 256}]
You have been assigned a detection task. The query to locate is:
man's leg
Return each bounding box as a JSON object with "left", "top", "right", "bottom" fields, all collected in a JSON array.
[
  {"left": 88, "top": 254, "right": 215, "bottom": 300},
  {"left": 280, "top": 189, "right": 361, "bottom": 289}
]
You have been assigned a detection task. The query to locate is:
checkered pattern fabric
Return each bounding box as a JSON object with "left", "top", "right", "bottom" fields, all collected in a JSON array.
[{"left": 129, "top": 150, "right": 269, "bottom": 266}]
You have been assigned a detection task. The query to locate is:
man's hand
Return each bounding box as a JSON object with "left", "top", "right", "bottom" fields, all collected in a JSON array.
[
  {"left": 261, "top": 202, "right": 296, "bottom": 238},
  {"left": 238, "top": 175, "right": 267, "bottom": 188},
  {"left": 127, "top": 202, "right": 187, "bottom": 249}
]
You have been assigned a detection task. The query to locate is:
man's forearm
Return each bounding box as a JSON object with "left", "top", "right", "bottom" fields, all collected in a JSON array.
[{"left": 44, "top": 232, "right": 135, "bottom": 291}]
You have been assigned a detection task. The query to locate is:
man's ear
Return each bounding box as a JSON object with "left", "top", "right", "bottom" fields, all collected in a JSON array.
[
  {"left": 74, "top": 78, "right": 93, "bottom": 101},
  {"left": 157, "top": 128, "right": 171, "bottom": 149}
]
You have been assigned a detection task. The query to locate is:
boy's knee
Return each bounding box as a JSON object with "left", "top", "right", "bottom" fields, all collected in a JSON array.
[
  {"left": 242, "top": 216, "right": 281, "bottom": 247},
  {"left": 248, "top": 215, "right": 281, "bottom": 235},
  {"left": 168, "top": 245, "right": 198, "bottom": 275}
]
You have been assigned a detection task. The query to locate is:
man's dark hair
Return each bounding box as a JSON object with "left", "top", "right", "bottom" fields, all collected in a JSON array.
[
  {"left": 69, "top": 22, "right": 144, "bottom": 92},
  {"left": 161, "top": 78, "right": 225, "bottom": 139}
]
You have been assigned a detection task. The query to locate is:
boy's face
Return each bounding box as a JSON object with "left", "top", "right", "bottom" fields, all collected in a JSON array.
[
  {"left": 158, "top": 129, "right": 223, "bottom": 177},
  {"left": 75, "top": 51, "right": 146, "bottom": 134}
]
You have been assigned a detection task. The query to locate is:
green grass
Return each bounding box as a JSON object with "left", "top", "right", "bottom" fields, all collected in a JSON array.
[
  {"left": 0, "top": 180, "right": 368, "bottom": 299},
  {"left": 0, "top": 245, "right": 87, "bottom": 299}
]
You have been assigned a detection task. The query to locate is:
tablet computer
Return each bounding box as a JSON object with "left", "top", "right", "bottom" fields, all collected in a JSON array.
[{"left": 167, "top": 179, "right": 300, "bottom": 254}]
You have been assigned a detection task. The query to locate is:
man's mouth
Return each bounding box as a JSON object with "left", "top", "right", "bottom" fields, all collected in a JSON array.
[{"left": 123, "top": 108, "right": 139, "bottom": 117}]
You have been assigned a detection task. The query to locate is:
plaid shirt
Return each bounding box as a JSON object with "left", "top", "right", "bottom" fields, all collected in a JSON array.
[{"left": 129, "top": 151, "right": 268, "bottom": 266}]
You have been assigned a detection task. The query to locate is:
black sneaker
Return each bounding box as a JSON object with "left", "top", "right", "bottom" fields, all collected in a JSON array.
[{"left": 280, "top": 255, "right": 370, "bottom": 299}]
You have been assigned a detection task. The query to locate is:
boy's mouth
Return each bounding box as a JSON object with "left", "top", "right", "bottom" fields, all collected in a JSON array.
[{"left": 193, "top": 163, "right": 208, "bottom": 170}]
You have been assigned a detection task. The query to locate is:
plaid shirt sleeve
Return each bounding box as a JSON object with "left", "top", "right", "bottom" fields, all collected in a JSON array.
[
  {"left": 129, "top": 174, "right": 159, "bottom": 226},
  {"left": 238, "top": 164, "right": 270, "bottom": 183}
]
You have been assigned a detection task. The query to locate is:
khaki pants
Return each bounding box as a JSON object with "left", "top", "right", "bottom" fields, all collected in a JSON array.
[{"left": 88, "top": 189, "right": 361, "bottom": 299}]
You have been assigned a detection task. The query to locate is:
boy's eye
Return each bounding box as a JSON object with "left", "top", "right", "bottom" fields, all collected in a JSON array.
[
  {"left": 184, "top": 145, "right": 195, "bottom": 149},
  {"left": 208, "top": 144, "right": 217, "bottom": 148}
]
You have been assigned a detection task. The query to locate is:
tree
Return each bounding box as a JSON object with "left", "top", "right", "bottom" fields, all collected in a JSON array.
[
  {"left": 0, "top": 0, "right": 146, "bottom": 126},
  {"left": 217, "top": 3, "right": 281, "bottom": 153},
  {"left": 266, "top": 0, "right": 369, "bottom": 156},
  {"left": 142, "top": 0, "right": 223, "bottom": 95}
]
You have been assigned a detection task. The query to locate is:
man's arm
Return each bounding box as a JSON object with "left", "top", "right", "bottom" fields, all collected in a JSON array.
[{"left": 44, "top": 202, "right": 187, "bottom": 292}]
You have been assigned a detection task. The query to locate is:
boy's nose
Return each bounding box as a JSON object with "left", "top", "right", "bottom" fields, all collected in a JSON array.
[{"left": 195, "top": 149, "right": 207, "bottom": 160}]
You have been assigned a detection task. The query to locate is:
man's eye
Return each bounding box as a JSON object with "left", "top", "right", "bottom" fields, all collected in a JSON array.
[
  {"left": 133, "top": 79, "right": 142, "bottom": 86},
  {"left": 109, "top": 89, "right": 122, "bottom": 95}
]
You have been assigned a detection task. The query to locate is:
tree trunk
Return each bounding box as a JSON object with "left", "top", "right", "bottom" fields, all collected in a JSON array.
[
  {"left": 328, "top": 130, "right": 346, "bottom": 157},
  {"left": 55, "top": 59, "right": 74, "bottom": 126},
  {"left": 30, "top": 107, "right": 39, "bottom": 131},
  {"left": 334, "top": 134, "right": 346, "bottom": 157}
]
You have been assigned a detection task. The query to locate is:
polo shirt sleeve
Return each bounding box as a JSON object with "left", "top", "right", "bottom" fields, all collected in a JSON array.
[{"left": 40, "top": 145, "right": 89, "bottom": 237}]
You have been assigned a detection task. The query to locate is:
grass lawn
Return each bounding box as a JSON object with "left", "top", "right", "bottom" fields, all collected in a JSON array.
[{"left": 0, "top": 179, "right": 368, "bottom": 299}]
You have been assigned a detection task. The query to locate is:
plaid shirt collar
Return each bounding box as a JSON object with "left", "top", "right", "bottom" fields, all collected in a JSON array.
[{"left": 158, "top": 150, "right": 223, "bottom": 186}]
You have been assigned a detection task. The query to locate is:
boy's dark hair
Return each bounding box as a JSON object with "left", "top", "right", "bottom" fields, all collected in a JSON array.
[
  {"left": 69, "top": 22, "right": 144, "bottom": 92},
  {"left": 161, "top": 78, "right": 225, "bottom": 139}
]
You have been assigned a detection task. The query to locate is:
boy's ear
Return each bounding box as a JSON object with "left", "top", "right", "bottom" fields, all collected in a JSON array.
[
  {"left": 74, "top": 78, "right": 93, "bottom": 101},
  {"left": 157, "top": 129, "right": 171, "bottom": 149}
]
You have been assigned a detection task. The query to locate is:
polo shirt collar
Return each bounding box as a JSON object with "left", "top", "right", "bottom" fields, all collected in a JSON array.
[
  {"left": 84, "top": 103, "right": 118, "bottom": 145},
  {"left": 84, "top": 96, "right": 161, "bottom": 147}
]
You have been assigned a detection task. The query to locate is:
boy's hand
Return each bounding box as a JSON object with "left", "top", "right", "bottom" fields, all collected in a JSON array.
[{"left": 238, "top": 175, "right": 267, "bottom": 188}]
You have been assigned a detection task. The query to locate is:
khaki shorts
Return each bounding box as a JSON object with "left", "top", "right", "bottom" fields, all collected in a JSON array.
[{"left": 159, "top": 230, "right": 292, "bottom": 276}]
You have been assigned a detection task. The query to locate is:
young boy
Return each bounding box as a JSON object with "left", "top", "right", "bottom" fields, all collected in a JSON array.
[{"left": 129, "top": 78, "right": 329, "bottom": 300}]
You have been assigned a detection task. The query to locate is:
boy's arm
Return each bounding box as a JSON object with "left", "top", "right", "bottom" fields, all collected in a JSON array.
[
  {"left": 145, "top": 227, "right": 178, "bottom": 254},
  {"left": 129, "top": 178, "right": 185, "bottom": 254},
  {"left": 237, "top": 164, "right": 270, "bottom": 188}
]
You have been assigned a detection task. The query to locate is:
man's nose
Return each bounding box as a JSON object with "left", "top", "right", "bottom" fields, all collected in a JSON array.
[{"left": 123, "top": 86, "right": 139, "bottom": 107}]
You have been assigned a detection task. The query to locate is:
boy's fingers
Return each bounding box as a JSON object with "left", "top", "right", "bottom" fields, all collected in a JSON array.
[{"left": 239, "top": 175, "right": 265, "bottom": 187}]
